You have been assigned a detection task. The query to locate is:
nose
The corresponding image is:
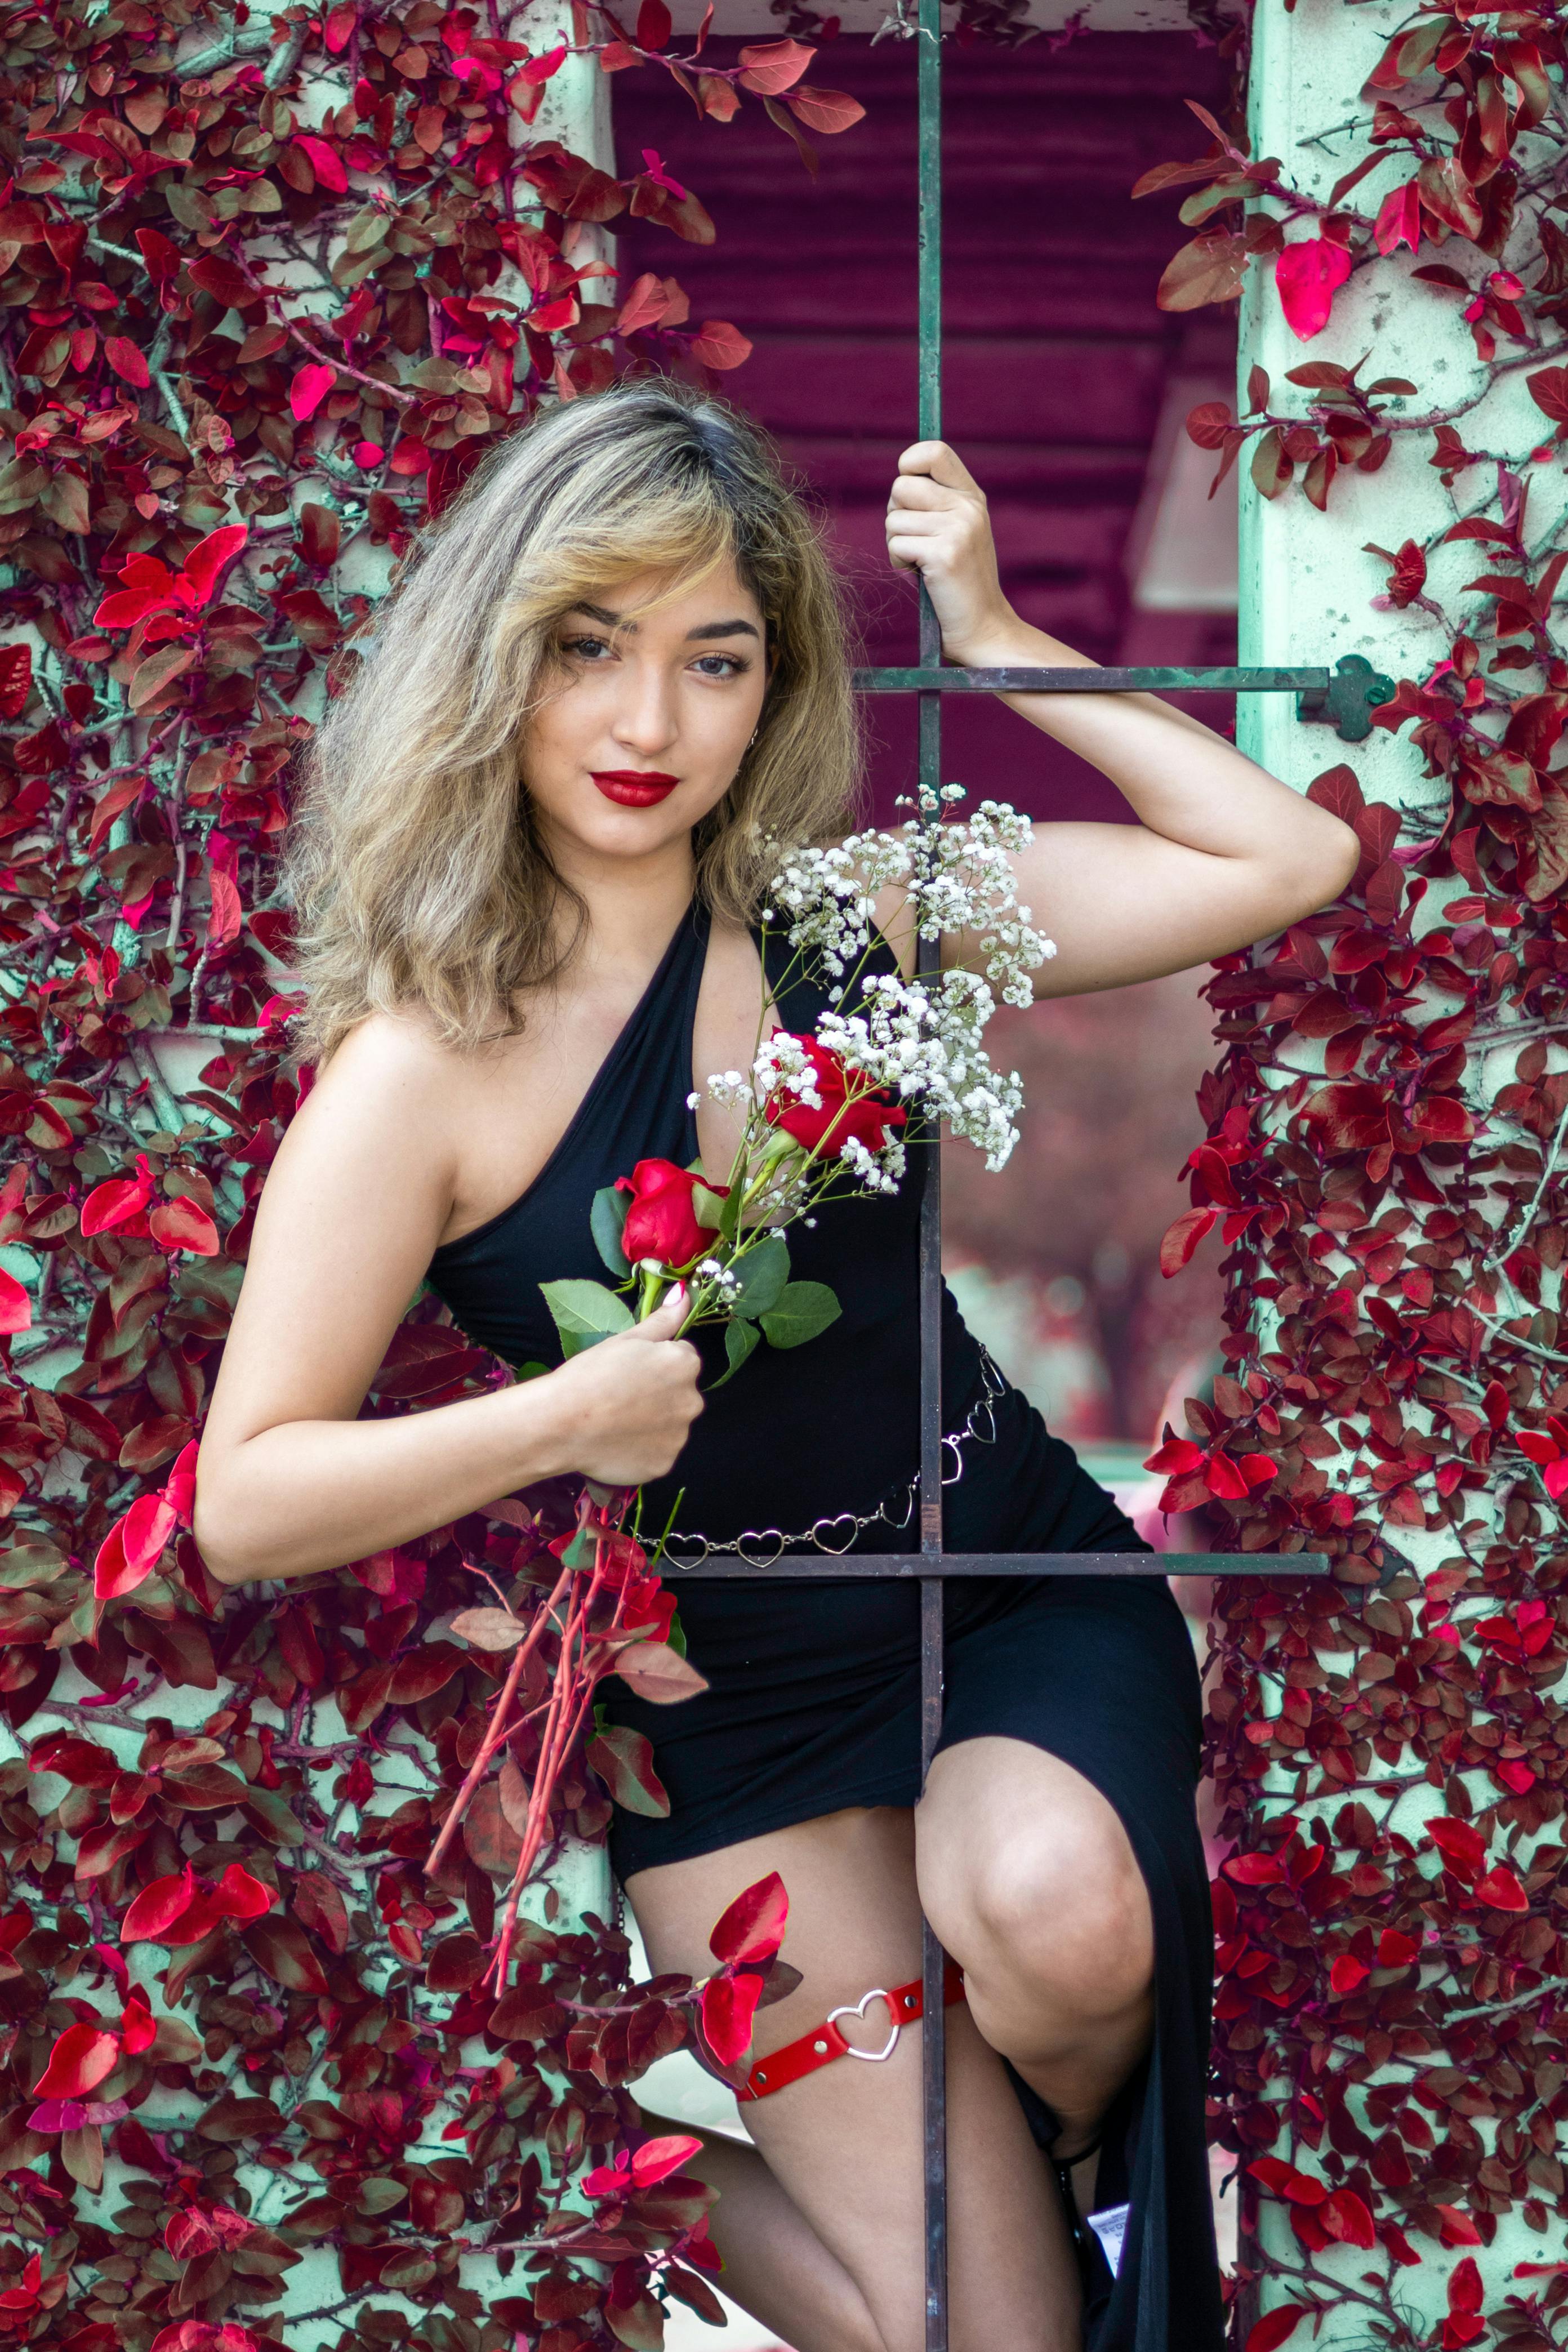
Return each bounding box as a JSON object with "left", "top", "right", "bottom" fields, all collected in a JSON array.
[{"left": 610, "top": 655, "right": 680, "bottom": 761}]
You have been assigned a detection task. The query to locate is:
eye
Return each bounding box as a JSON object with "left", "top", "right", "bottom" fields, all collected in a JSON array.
[
  {"left": 560, "top": 633, "right": 613, "bottom": 661},
  {"left": 692, "top": 653, "right": 748, "bottom": 679}
]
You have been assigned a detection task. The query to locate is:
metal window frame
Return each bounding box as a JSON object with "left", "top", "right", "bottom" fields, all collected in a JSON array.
[{"left": 662, "top": 10, "right": 1336, "bottom": 2337}]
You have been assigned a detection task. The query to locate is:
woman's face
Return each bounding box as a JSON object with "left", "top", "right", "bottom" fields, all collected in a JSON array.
[{"left": 522, "top": 560, "right": 769, "bottom": 871}]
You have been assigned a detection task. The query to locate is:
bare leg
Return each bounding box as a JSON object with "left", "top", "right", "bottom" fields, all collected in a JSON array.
[
  {"left": 917, "top": 1735, "right": 1159, "bottom": 2213},
  {"left": 626, "top": 1805, "right": 1077, "bottom": 2352}
]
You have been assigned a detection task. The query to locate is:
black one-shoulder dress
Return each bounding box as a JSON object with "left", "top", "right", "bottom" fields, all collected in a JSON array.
[{"left": 425, "top": 899, "right": 1224, "bottom": 2352}]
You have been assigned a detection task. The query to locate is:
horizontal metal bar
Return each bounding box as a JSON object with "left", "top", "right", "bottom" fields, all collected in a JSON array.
[
  {"left": 661, "top": 1552, "right": 1330, "bottom": 1579},
  {"left": 851, "top": 666, "right": 1329, "bottom": 695}
]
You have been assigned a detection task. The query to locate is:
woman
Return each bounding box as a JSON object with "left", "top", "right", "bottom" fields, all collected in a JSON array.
[{"left": 195, "top": 383, "right": 1357, "bottom": 2352}]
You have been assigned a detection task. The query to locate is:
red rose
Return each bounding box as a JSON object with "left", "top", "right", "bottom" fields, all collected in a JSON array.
[
  {"left": 764, "top": 1036, "right": 908, "bottom": 1157},
  {"left": 615, "top": 1157, "right": 726, "bottom": 1268}
]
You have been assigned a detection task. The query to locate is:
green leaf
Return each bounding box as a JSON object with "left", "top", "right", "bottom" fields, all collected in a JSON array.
[
  {"left": 761, "top": 1280, "right": 841, "bottom": 1349},
  {"left": 690, "top": 1182, "right": 728, "bottom": 1233},
  {"left": 589, "top": 1184, "right": 631, "bottom": 1277},
  {"left": 538, "top": 1277, "right": 634, "bottom": 1358},
  {"left": 701, "top": 1317, "right": 761, "bottom": 1393},
  {"left": 728, "top": 1234, "right": 790, "bottom": 1320}
]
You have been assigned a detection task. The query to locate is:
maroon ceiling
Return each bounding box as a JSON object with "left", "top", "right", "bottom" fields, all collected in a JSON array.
[{"left": 613, "top": 29, "right": 1237, "bottom": 822}]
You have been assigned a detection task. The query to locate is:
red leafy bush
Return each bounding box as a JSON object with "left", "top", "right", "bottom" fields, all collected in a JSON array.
[{"left": 0, "top": 0, "right": 861, "bottom": 2340}]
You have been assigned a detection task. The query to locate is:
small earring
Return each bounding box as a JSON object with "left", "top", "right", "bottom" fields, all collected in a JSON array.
[{"left": 747, "top": 724, "right": 760, "bottom": 749}]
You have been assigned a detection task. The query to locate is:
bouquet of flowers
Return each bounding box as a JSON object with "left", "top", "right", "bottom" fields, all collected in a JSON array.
[
  {"left": 545, "top": 791, "right": 1052, "bottom": 1373},
  {"left": 431, "top": 792, "right": 1052, "bottom": 2001}
]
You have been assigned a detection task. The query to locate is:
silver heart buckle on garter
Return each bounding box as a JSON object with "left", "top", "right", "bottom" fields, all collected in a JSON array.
[{"left": 827, "top": 1988, "right": 901, "bottom": 2063}]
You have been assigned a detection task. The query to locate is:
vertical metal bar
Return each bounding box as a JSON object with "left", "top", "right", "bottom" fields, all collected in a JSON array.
[{"left": 915, "top": 2, "right": 947, "bottom": 2346}]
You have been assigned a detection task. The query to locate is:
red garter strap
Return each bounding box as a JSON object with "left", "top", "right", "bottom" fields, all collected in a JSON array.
[{"left": 738, "top": 1963, "right": 966, "bottom": 2102}]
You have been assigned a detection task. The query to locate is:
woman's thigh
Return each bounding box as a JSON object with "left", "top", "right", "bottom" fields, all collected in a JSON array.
[{"left": 625, "top": 1806, "right": 1077, "bottom": 2352}]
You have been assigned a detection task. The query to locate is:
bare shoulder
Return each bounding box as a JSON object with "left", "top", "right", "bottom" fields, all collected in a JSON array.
[{"left": 269, "top": 1006, "right": 479, "bottom": 1211}]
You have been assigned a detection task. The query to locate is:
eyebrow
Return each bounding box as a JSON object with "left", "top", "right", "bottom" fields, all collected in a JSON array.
[{"left": 568, "top": 602, "right": 760, "bottom": 643}]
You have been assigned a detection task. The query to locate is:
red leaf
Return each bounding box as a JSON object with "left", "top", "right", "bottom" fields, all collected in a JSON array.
[
  {"left": 1246, "top": 2309, "right": 1314, "bottom": 2352},
  {"left": 587, "top": 1724, "right": 670, "bottom": 1818},
  {"left": 612, "top": 1641, "right": 710, "bottom": 1704},
  {"left": 636, "top": 0, "right": 671, "bottom": 47},
  {"left": 294, "top": 134, "right": 348, "bottom": 193},
  {"left": 205, "top": 832, "right": 243, "bottom": 950},
  {"left": 0, "top": 642, "right": 31, "bottom": 719},
  {"left": 1186, "top": 399, "right": 1235, "bottom": 451},
  {"left": 1224, "top": 1852, "right": 1282, "bottom": 1885},
  {"left": 688, "top": 319, "right": 752, "bottom": 371},
  {"left": 1450, "top": 2257, "right": 1484, "bottom": 2315},
  {"left": 1474, "top": 1864, "right": 1528, "bottom": 1912},
  {"left": 164, "top": 1440, "right": 199, "bottom": 1525},
  {"left": 1319, "top": 2189, "right": 1375, "bottom": 2247},
  {"left": 1275, "top": 239, "right": 1352, "bottom": 341},
  {"left": 617, "top": 271, "right": 676, "bottom": 336},
  {"left": 1527, "top": 366, "right": 1568, "bottom": 424},
  {"left": 708, "top": 1870, "right": 789, "bottom": 1965},
  {"left": 121, "top": 1993, "right": 155, "bottom": 2054},
  {"left": 213, "top": 1864, "right": 274, "bottom": 1925},
  {"left": 1248, "top": 2157, "right": 1326, "bottom": 2204},
  {"left": 103, "top": 335, "right": 151, "bottom": 389},
  {"left": 736, "top": 37, "right": 814, "bottom": 93},
  {"left": 1424, "top": 1815, "right": 1487, "bottom": 1877},
  {"left": 787, "top": 84, "right": 866, "bottom": 135},
  {"left": 148, "top": 1197, "right": 219, "bottom": 1257},
  {"left": 186, "top": 255, "right": 257, "bottom": 311},
  {"left": 122, "top": 1867, "right": 197, "bottom": 1942},
  {"left": 1374, "top": 181, "right": 1422, "bottom": 257},
  {"left": 700, "top": 1968, "right": 763, "bottom": 2066},
  {"left": 242, "top": 1917, "right": 330, "bottom": 1995},
  {"left": 1204, "top": 1453, "right": 1253, "bottom": 1500},
  {"left": 181, "top": 524, "right": 247, "bottom": 606},
  {"left": 81, "top": 1170, "right": 153, "bottom": 1235},
  {"left": 1159, "top": 1205, "right": 1217, "bottom": 1276},
  {"left": 0, "top": 1266, "right": 31, "bottom": 1334},
  {"left": 1144, "top": 1436, "right": 1204, "bottom": 1475},
  {"left": 32, "top": 2023, "right": 119, "bottom": 2099},
  {"left": 630, "top": 2132, "right": 702, "bottom": 2185},
  {"left": 94, "top": 1491, "right": 178, "bottom": 1600},
  {"left": 289, "top": 362, "right": 338, "bottom": 422}
]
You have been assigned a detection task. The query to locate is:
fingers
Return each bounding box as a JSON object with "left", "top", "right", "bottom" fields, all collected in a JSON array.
[
  {"left": 887, "top": 472, "right": 960, "bottom": 512},
  {"left": 631, "top": 1288, "right": 688, "bottom": 1340},
  {"left": 896, "top": 439, "right": 980, "bottom": 493}
]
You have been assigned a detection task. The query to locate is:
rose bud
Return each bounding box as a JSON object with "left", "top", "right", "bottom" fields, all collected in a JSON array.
[{"left": 615, "top": 1158, "right": 728, "bottom": 1269}]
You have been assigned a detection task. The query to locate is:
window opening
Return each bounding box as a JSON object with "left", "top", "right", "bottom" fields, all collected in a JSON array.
[{"left": 660, "top": 4, "right": 1364, "bottom": 2336}]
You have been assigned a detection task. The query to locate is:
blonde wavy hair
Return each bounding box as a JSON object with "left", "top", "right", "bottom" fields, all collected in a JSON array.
[{"left": 287, "top": 381, "right": 860, "bottom": 1061}]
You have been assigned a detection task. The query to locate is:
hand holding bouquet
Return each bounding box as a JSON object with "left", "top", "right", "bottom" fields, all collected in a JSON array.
[{"left": 434, "top": 795, "right": 1052, "bottom": 1986}]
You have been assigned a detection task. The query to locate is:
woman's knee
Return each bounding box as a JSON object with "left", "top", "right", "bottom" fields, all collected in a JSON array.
[{"left": 921, "top": 1811, "right": 1153, "bottom": 2012}]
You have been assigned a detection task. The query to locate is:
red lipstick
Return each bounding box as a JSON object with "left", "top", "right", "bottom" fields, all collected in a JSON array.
[{"left": 591, "top": 770, "right": 680, "bottom": 807}]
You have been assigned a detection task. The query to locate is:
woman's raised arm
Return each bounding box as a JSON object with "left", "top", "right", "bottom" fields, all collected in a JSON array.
[
  {"left": 194, "top": 1020, "right": 703, "bottom": 1586},
  {"left": 884, "top": 440, "right": 1360, "bottom": 996}
]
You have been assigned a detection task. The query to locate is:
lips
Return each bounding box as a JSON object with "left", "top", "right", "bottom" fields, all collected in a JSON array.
[{"left": 591, "top": 770, "right": 680, "bottom": 807}]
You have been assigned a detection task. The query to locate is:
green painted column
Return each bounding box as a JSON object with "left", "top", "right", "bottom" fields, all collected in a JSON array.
[{"left": 1235, "top": 0, "right": 1565, "bottom": 2333}]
